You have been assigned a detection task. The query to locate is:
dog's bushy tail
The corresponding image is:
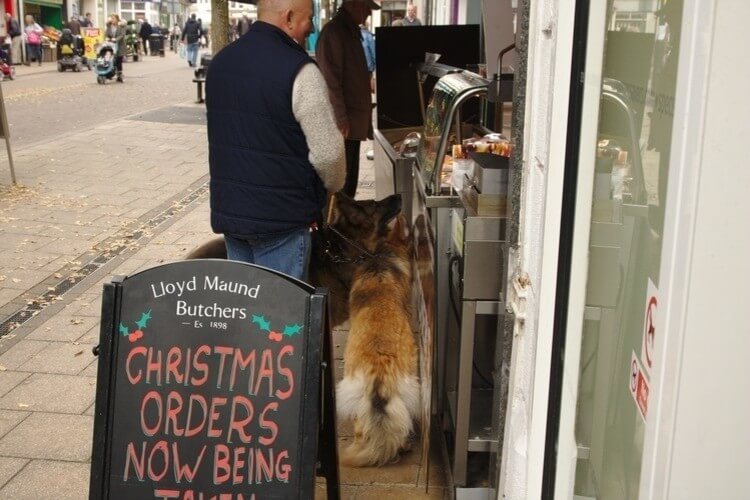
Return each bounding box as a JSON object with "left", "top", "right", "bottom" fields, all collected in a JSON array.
[{"left": 336, "top": 371, "right": 420, "bottom": 467}]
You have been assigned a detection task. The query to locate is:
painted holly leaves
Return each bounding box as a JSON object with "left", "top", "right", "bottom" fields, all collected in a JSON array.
[
  {"left": 251, "top": 314, "right": 301, "bottom": 342},
  {"left": 119, "top": 310, "right": 152, "bottom": 343}
]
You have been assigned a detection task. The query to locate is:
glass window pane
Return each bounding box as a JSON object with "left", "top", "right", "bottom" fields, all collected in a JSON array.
[{"left": 573, "top": 1, "right": 684, "bottom": 497}]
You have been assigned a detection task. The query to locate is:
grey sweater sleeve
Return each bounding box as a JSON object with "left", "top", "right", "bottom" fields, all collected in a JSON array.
[{"left": 292, "top": 63, "right": 346, "bottom": 192}]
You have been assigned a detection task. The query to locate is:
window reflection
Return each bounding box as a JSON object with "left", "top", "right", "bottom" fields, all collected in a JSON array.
[{"left": 573, "top": 1, "right": 683, "bottom": 498}]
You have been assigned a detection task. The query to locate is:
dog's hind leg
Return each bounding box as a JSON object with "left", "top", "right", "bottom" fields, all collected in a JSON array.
[{"left": 185, "top": 237, "right": 227, "bottom": 259}]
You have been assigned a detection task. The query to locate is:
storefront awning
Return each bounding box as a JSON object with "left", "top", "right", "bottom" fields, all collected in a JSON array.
[{"left": 24, "top": 0, "right": 63, "bottom": 6}]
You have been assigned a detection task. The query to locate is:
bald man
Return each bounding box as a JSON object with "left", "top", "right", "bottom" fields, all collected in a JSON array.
[
  {"left": 205, "top": 0, "right": 345, "bottom": 280},
  {"left": 403, "top": 4, "right": 422, "bottom": 26}
]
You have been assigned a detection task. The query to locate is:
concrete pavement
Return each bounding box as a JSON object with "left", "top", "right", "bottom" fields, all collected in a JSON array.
[
  {"left": 0, "top": 99, "right": 213, "bottom": 498},
  {"left": 2, "top": 50, "right": 199, "bottom": 148},
  {"left": 0, "top": 79, "right": 445, "bottom": 496}
]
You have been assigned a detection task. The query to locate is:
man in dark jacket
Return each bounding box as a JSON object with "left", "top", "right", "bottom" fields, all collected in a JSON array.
[
  {"left": 4, "top": 13, "right": 22, "bottom": 65},
  {"left": 139, "top": 19, "right": 152, "bottom": 55},
  {"left": 316, "top": 0, "right": 380, "bottom": 198},
  {"left": 205, "top": 0, "right": 345, "bottom": 280},
  {"left": 181, "top": 14, "right": 201, "bottom": 67},
  {"left": 67, "top": 15, "right": 81, "bottom": 35}
]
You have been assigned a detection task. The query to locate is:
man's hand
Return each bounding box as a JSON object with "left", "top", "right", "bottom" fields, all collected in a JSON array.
[{"left": 339, "top": 122, "right": 350, "bottom": 139}]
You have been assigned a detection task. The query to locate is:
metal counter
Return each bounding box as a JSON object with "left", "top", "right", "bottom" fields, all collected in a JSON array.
[
  {"left": 375, "top": 66, "right": 509, "bottom": 495},
  {"left": 373, "top": 127, "right": 420, "bottom": 222},
  {"left": 410, "top": 159, "right": 506, "bottom": 491}
]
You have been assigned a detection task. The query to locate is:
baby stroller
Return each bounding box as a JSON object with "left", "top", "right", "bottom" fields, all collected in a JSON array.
[
  {"left": 95, "top": 42, "right": 117, "bottom": 84},
  {"left": 0, "top": 45, "right": 14, "bottom": 81},
  {"left": 57, "top": 29, "right": 90, "bottom": 72}
]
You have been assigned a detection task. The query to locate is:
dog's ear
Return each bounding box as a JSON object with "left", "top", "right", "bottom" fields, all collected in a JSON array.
[
  {"left": 387, "top": 214, "right": 410, "bottom": 243},
  {"left": 377, "top": 194, "right": 402, "bottom": 229},
  {"left": 333, "top": 191, "right": 369, "bottom": 226},
  {"left": 335, "top": 191, "right": 355, "bottom": 205}
]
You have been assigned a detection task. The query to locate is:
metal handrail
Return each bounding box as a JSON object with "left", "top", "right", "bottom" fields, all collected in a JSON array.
[
  {"left": 415, "top": 61, "right": 465, "bottom": 80},
  {"left": 430, "top": 86, "right": 489, "bottom": 191},
  {"left": 601, "top": 90, "right": 646, "bottom": 205}
]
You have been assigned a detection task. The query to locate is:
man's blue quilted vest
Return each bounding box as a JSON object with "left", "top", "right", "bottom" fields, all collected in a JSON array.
[{"left": 206, "top": 21, "right": 326, "bottom": 236}]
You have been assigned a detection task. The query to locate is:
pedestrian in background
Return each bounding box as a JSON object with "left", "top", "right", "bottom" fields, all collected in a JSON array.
[
  {"left": 316, "top": 0, "right": 380, "bottom": 198},
  {"left": 23, "top": 15, "right": 43, "bottom": 66},
  {"left": 181, "top": 14, "right": 201, "bottom": 67},
  {"left": 199, "top": 21, "right": 208, "bottom": 48},
  {"left": 360, "top": 20, "right": 376, "bottom": 161},
  {"left": 105, "top": 14, "right": 125, "bottom": 82},
  {"left": 82, "top": 12, "right": 94, "bottom": 28},
  {"left": 170, "top": 23, "right": 181, "bottom": 51},
  {"left": 360, "top": 21, "right": 375, "bottom": 73},
  {"left": 4, "top": 13, "right": 22, "bottom": 65},
  {"left": 67, "top": 15, "right": 81, "bottom": 36},
  {"left": 239, "top": 14, "right": 252, "bottom": 36},
  {"left": 139, "top": 18, "right": 152, "bottom": 56},
  {"left": 403, "top": 3, "right": 422, "bottom": 26},
  {"left": 205, "top": 0, "right": 345, "bottom": 280}
]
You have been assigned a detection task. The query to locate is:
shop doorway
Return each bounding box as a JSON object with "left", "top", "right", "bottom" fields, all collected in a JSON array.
[{"left": 23, "top": 2, "right": 63, "bottom": 28}]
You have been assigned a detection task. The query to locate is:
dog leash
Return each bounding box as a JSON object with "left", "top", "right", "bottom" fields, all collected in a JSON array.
[
  {"left": 316, "top": 192, "right": 376, "bottom": 264},
  {"left": 324, "top": 225, "right": 376, "bottom": 263}
]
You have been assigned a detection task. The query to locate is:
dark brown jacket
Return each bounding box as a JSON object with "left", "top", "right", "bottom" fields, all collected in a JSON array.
[
  {"left": 67, "top": 18, "right": 81, "bottom": 36},
  {"left": 316, "top": 9, "right": 372, "bottom": 141}
]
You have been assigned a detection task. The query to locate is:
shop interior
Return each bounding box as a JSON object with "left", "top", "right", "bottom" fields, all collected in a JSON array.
[{"left": 353, "top": 20, "right": 516, "bottom": 498}]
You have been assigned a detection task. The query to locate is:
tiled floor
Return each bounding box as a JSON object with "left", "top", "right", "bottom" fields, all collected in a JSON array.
[{"left": 315, "top": 327, "right": 449, "bottom": 498}]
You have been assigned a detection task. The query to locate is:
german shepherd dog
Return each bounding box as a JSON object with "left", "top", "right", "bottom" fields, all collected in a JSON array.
[
  {"left": 186, "top": 194, "right": 417, "bottom": 465},
  {"left": 184, "top": 193, "right": 403, "bottom": 328},
  {"left": 309, "top": 193, "right": 402, "bottom": 327},
  {"left": 336, "top": 213, "right": 420, "bottom": 466}
]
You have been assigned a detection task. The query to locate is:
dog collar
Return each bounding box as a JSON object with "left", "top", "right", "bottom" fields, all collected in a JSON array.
[{"left": 324, "top": 225, "right": 375, "bottom": 264}]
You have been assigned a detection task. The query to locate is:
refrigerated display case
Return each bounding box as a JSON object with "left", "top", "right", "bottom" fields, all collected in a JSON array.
[
  {"left": 372, "top": 24, "right": 481, "bottom": 221},
  {"left": 375, "top": 63, "right": 512, "bottom": 494}
]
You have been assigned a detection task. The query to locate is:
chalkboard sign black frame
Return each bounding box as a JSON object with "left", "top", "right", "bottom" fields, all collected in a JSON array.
[{"left": 89, "top": 260, "right": 340, "bottom": 499}]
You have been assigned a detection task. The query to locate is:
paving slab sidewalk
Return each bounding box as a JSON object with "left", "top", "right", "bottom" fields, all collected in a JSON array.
[{"left": 0, "top": 104, "right": 211, "bottom": 499}]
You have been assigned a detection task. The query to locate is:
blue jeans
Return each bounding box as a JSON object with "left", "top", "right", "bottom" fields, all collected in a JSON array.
[
  {"left": 26, "top": 43, "right": 42, "bottom": 63},
  {"left": 224, "top": 228, "right": 311, "bottom": 281},
  {"left": 186, "top": 42, "right": 199, "bottom": 66}
]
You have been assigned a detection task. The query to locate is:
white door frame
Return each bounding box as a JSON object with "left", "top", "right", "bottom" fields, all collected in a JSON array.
[
  {"left": 638, "top": 0, "right": 717, "bottom": 497},
  {"left": 496, "top": 0, "right": 578, "bottom": 497},
  {"left": 552, "top": 0, "right": 608, "bottom": 493}
]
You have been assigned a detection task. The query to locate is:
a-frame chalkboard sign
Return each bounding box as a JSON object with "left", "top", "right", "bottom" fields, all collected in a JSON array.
[{"left": 89, "top": 260, "right": 340, "bottom": 499}]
